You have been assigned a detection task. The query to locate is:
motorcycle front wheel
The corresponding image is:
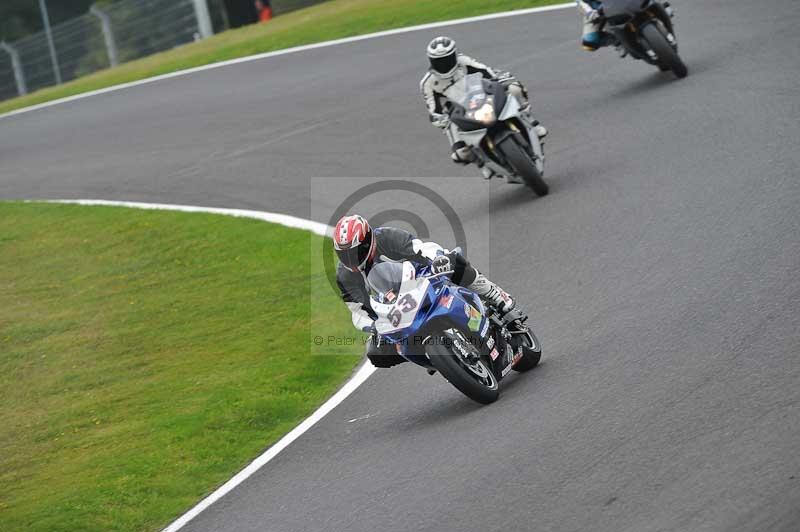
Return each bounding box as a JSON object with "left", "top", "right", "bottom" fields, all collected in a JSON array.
[
  {"left": 498, "top": 136, "right": 549, "bottom": 196},
  {"left": 641, "top": 23, "right": 688, "bottom": 78},
  {"left": 428, "top": 334, "right": 499, "bottom": 404},
  {"left": 511, "top": 329, "right": 542, "bottom": 372}
]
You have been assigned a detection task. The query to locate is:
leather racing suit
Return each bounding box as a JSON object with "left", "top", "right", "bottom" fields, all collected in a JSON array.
[{"left": 336, "top": 226, "right": 510, "bottom": 368}]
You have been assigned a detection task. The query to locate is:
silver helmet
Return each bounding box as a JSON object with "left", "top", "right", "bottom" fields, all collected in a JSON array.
[{"left": 426, "top": 36, "right": 458, "bottom": 78}]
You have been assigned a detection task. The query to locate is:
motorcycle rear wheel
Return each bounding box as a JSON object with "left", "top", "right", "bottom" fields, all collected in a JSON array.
[
  {"left": 641, "top": 23, "right": 688, "bottom": 78},
  {"left": 428, "top": 335, "right": 499, "bottom": 404}
]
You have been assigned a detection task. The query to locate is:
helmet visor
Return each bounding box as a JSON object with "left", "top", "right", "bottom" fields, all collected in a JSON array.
[
  {"left": 336, "top": 230, "right": 373, "bottom": 271},
  {"left": 430, "top": 53, "right": 457, "bottom": 75}
]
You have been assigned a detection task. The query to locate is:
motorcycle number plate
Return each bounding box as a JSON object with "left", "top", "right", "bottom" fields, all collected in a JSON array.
[{"left": 501, "top": 352, "right": 523, "bottom": 377}]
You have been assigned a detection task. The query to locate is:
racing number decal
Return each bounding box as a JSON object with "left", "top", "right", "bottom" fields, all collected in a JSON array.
[
  {"left": 389, "top": 294, "right": 418, "bottom": 327},
  {"left": 388, "top": 308, "right": 402, "bottom": 327},
  {"left": 398, "top": 294, "right": 417, "bottom": 312}
]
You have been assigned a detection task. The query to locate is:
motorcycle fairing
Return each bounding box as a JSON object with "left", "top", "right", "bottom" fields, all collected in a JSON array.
[
  {"left": 447, "top": 73, "right": 508, "bottom": 132},
  {"left": 371, "top": 263, "right": 490, "bottom": 365},
  {"left": 498, "top": 94, "right": 521, "bottom": 122}
]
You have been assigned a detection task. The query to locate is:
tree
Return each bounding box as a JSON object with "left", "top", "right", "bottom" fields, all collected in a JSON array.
[{"left": 0, "top": 0, "right": 96, "bottom": 43}]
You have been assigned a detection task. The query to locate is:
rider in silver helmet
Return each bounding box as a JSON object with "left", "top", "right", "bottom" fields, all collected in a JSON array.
[{"left": 420, "top": 36, "right": 548, "bottom": 177}]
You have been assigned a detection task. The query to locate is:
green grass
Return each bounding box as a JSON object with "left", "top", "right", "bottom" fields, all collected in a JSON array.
[
  {"left": 0, "top": 0, "right": 566, "bottom": 116},
  {"left": 0, "top": 202, "right": 361, "bottom": 531}
]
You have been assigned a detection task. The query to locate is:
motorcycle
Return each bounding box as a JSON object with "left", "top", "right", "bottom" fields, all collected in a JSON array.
[
  {"left": 442, "top": 73, "right": 549, "bottom": 196},
  {"left": 367, "top": 259, "right": 542, "bottom": 404},
  {"left": 601, "top": 0, "right": 688, "bottom": 78}
]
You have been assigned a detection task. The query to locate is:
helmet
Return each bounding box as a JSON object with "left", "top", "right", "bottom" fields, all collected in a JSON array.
[
  {"left": 427, "top": 36, "right": 458, "bottom": 78},
  {"left": 333, "top": 214, "right": 376, "bottom": 272}
]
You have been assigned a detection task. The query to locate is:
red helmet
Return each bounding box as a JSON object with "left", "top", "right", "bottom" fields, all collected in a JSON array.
[{"left": 333, "top": 214, "right": 376, "bottom": 272}]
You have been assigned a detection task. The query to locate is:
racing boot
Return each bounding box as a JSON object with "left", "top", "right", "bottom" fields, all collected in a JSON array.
[
  {"left": 468, "top": 273, "right": 516, "bottom": 318},
  {"left": 480, "top": 164, "right": 497, "bottom": 180},
  {"left": 451, "top": 141, "right": 476, "bottom": 165}
]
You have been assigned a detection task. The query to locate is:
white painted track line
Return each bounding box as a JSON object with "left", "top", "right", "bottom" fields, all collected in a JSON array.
[
  {"left": 46, "top": 199, "right": 331, "bottom": 236},
  {"left": 162, "top": 364, "right": 376, "bottom": 532},
  {"left": 0, "top": 3, "right": 573, "bottom": 121}
]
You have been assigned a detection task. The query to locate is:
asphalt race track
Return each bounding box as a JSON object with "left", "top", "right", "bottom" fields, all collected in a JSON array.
[{"left": 2, "top": 0, "right": 799, "bottom": 530}]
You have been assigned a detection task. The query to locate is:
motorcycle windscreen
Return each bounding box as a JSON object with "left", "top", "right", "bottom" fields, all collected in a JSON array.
[
  {"left": 462, "top": 74, "right": 487, "bottom": 103},
  {"left": 367, "top": 261, "right": 404, "bottom": 304},
  {"left": 368, "top": 262, "right": 431, "bottom": 335},
  {"left": 449, "top": 73, "right": 498, "bottom": 130},
  {"left": 463, "top": 73, "right": 493, "bottom": 119}
]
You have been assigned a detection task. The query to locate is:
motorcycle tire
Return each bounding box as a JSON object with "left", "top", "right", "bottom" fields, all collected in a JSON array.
[
  {"left": 499, "top": 136, "right": 549, "bottom": 196},
  {"left": 511, "top": 330, "right": 542, "bottom": 373},
  {"left": 641, "top": 23, "right": 688, "bottom": 79},
  {"left": 428, "top": 335, "right": 499, "bottom": 404}
]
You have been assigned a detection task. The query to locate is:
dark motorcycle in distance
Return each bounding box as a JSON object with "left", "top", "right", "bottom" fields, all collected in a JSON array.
[{"left": 601, "top": 0, "right": 688, "bottom": 78}]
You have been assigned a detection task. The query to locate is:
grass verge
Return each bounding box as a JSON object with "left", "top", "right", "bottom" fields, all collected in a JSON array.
[
  {"left": 0, "top": 0, "right": 568, "bottom": 116},
  {"left": 0, "top": 202, "right": 360, "bottom": 531}
]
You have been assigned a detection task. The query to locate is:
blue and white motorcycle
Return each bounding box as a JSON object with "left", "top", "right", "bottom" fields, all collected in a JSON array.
[{"left": 367, "top": 260, "right": 542, "bottom": 404}]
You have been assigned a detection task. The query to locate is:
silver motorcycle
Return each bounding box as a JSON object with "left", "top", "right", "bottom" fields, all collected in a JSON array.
[{"left": 443, "top": 73, "right": 548, "bottom": 196}]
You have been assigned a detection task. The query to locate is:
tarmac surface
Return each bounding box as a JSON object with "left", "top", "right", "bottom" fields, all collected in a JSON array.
[{"left": 1, "top": 0, "right": 799, "bottom": 530}]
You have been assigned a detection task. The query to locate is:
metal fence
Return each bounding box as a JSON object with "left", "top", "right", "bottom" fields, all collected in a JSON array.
[
  {"left": 0, "top": 0, "right": 213, "bottom": 103},
  {"left": 0, "top": 0, "right": 336, "bottom": 104}
]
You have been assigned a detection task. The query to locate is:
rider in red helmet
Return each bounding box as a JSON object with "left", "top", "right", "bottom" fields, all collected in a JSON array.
[{"left": 333, "top": 214, "right": 516, "bottom": 368}]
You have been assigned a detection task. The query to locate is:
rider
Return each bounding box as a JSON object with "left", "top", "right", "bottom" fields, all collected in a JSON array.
[
  {"left": 420, "top": 36, "right": 547, "bottom": 178},
  {"left": 333, "top": 214, "right": 516, "bottom": 368},
  {"left": 577, "top": 0, "right": 674, "bottom": 52}
]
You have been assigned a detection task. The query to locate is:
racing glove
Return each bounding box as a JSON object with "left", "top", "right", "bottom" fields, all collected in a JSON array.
[
  {"left": 494, "top": 71, "right": 515, "bottom": 83},
  {"left": 365, "top": 325, "right": 383, "bottom": 351},
  {"left": 431, "top": 254, "right": 453, "bottom": 275},
  {"left": 430, "top": 113, "right": 450, "bottom": 129}
]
